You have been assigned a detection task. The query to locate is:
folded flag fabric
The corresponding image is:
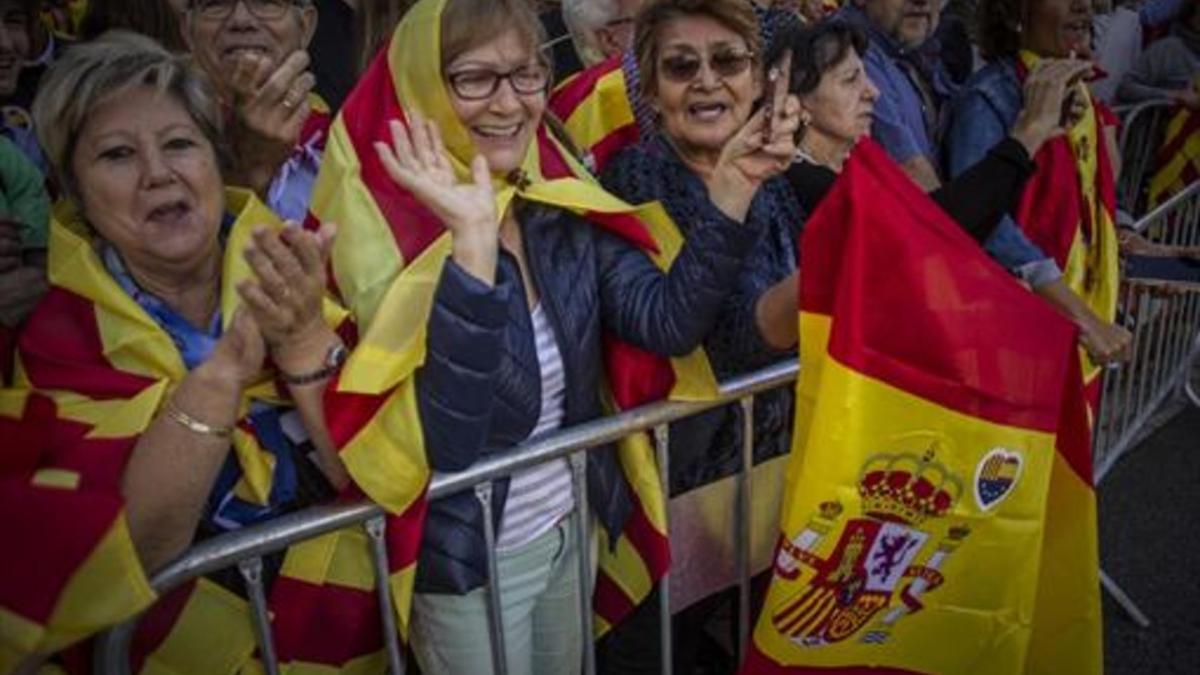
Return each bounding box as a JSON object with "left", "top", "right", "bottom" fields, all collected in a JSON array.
[
  {"left": 743, "top": 140, "right": 1101, "bottom": 675},
  {"left": 1147, "top": 105, "right": 1200, "bottom": 210}
]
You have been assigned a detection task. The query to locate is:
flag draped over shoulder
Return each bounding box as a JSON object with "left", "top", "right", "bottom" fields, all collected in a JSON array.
[
  {"left": 743, "top": 140, "right": 1101, "bottom": 674},
  {"left": 1, "top": 189, "right": 401, "bottom": 674},
  {"left": 549, "top": 54, "right": 644, "bottom": 175},
  {"left": 1014, "top": 52, "right": 1120, "bottom": 410},
  {"left": 1147, "top": 105, "right": 1200, "bottom": 209},
  {"left": 308, "top": 0, "right": 718, "bottom": 640}
]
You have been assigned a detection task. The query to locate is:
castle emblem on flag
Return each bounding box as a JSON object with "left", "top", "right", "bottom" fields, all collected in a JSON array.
[
  {"left": 973, "top": 448, "right": 1023, "bottom": 511},
  {"left": 770, "top": 447, "right": 970, "bottom": 648}
]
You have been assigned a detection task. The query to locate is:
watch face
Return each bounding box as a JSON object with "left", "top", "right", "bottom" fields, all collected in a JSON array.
[{"left": 328, "top": 343, "right": 349, "bottom": 368}]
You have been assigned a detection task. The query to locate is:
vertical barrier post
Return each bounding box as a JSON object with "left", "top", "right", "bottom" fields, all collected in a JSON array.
[
  {"left": 237, "top": 557, "right": 280, "bottom": 675},
  {"left": 365, "top": 516, "right": 406, "bottom": 675},
  {"left": 569, "top": 452, "right": 596, "bottom": 675},
  {"left": 653, "top": 424, "right": 673, "bottom": 675},
  {"left": 735, "top": 396, "right": 755, "bottom": 661},
  {"left": 474, "top": 482, "right": 508, "bottom": 675}
]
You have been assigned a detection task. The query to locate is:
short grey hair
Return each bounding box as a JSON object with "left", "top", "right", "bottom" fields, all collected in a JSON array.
[
  {"left": 562, "top": 0, "right": 619, "bottom": 66},
  {"left": 31, "top": 30, "right": 226, "bottom": 201}
]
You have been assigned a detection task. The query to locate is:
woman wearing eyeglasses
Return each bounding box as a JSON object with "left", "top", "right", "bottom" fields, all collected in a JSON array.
[{"left": 347, "top": 0, "right": 799, "bottom": 673}]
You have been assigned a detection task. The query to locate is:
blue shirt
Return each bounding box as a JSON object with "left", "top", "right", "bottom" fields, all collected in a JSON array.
[{"left": 943, "top": 59, "right": 1062, "bottom": 287}]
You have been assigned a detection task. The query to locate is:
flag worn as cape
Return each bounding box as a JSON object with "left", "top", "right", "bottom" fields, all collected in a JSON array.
[
  {"left": 1147, "top": 105, "right": 1200, "bottom": 209},
  {"left": 307, "top": 0, "right": 718, "bottom": 639},
  {"left": 743, "top": 140, "right": 1101, "bottom": 674},
  {"left": 1014, "top": 52, "right": 1120, "bottom": 411},
  {"left": 1, "top": 189, "right": 404, "bottom": 674}
]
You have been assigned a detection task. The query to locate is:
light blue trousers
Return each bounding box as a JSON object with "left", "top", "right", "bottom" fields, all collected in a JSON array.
[{"left": 411, "top": 516, "right": 589, "bottom": 675}]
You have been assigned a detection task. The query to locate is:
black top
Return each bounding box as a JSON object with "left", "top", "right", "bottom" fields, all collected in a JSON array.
[
  {"left": 310, "top": 0, "right": 357, "bottom": 111},
  {"left": 786, "top": 136, "right": 1037, "bottom": 244}
]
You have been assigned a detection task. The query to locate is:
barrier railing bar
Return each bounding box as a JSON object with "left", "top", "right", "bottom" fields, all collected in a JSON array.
[
  {"left": 474, "top": 482, "right": 508, "bottom": 675},
  {"left": 238, "top": 557, "right": 280, "bottom": 675},
  {"left": 653, "top": 423, "right": 673, "bottom": 675},
  {"left": 1100, "top": 570, "right": 1152, "bottom": 628},
  {"left": 365, "top": 516, "right": 406, "bottom": 675},
  {"left": 570, "top": 452, "right": 596, "bottom": 675},
  {"left": 735, "top": 395, "right": 754, "bottom": 662}
]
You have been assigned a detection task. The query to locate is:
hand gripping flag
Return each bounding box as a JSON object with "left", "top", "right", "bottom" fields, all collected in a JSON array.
[
  {"left": 0, "top": 189, "right": 411, "bottom": 674},
  {"left": 742, "top": 140, "right": 1102, "bottom": 674},
  {"left": 306, "top": 0, "right": 718, "bottom": 641},
  {"left": 1014, "top": 52, "right": 1120, "bottom": 413},
  {"left": 1147, "top": 105, "right": 1200, "bottom": 209}
]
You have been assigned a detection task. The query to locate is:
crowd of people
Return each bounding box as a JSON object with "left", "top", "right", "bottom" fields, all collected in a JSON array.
[{"left": 0, "top": 1, "right": 1197, "bottom": 674}]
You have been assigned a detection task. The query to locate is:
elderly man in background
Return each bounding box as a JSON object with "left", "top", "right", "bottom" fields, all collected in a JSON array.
[
  {"left": 562, "top": 0, "right": 644, "bottom": 68},
  {"left": 182, "top": 0, "right": 329, "bottom": 223}
]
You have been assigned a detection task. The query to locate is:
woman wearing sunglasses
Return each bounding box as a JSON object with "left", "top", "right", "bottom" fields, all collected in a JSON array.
[{"left": 595, "top": 0, "right": 803, "bottom": 671}]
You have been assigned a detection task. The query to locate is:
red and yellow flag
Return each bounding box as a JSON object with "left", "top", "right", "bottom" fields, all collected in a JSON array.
[
  {"left": 550, "top": 55, "right": 643, "bottom": 175},
  {"left": 1, "top": 189, "right": 408, "bottom": 673},
  {"left": 1015, "top": 53, "right": 1120, "bottom": 410},
  {"left": 743, "top": 140, "right": 1101, "bottom": 674},
  {"left": 1147, "top": 105, "right": 1200, "bottom": 209},
  {"left": 308, "top": 0, "right": 718, "bottom": 640}
]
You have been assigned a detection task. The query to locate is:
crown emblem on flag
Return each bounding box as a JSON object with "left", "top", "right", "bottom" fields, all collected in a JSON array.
[{"left": 858, "top": 448, "right": 962, "bottom": 526}]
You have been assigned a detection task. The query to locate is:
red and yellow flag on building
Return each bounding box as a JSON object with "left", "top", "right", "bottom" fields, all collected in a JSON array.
[
  {"left": 743, "top": 140, "right": 1102, "bottom": 674},
  {"left": 1015, "top": 52, "right": 1120, "bottom": 411},
  {"left": 0, "top": 190, "right": 412, "bottom": 673},
  {"left": 1147, "top": 105, "right": 1200, "bottom": 209},
  {"left": 308, "top": 0, "right": 717, "bottom": 640}
]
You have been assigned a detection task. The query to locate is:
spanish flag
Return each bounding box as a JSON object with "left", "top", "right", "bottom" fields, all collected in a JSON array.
[
  {"left": 743, "top": 140, "right": 1101, "bottom": 674},
  {"left": 307, "top": 0, "right": 717, "bottom": 640},
  {"left": 2, "top": 189, "right": 407, "bottom": 673},
  {"left": 1014, "top": 52, "right": 1120, "bottom": 411},
  {"left": 1147, "top": 106, "right": 1200, "bottom": 209}
]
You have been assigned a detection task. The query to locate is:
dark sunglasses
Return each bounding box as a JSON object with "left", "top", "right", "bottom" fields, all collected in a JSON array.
[
  {"left": 659, "top": 48, "right": 756, "bottom": 83},
  {"left": 446, "top": 65, "right": 550, "bottom": 101}
]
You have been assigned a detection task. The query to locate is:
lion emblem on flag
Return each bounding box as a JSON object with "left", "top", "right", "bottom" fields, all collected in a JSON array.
[{"left": 770, "top": 448, "right": 971, "bottom": 648}]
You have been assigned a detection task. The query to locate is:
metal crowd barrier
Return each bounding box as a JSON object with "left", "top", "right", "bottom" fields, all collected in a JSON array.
[
  {"left": 1116, "top": 100, "right": 1176, "bottom": 216},
  {"left": 93, "top": 362, "right": 800, "bottom": 675},
  {"left": 92, "top": 187, "right": 1200, "bottom": 674},
  {"left": 1094, "top": 181, "right": 1200, "bottom": 482}
]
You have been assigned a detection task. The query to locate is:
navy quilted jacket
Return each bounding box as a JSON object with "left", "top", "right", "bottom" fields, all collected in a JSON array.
[{"left": 414, "top": 198, "right": 760, "bottom": 594}]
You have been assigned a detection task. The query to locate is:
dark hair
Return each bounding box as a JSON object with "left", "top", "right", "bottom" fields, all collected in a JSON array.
[
  {"left": 634, "top": 0, "right": 763, "bottom": 100},
  {"left": 440, "top": 0, "right": 549, "bottom": 72},
  {"left": 976, "top": 0, "right": 1025, "bottom": 61},
  {"left": 769, "top": 20, "right": 867, "bottom": 98},
  {"left": 79, "top": 0, "right": 186, "bottom": 52}
]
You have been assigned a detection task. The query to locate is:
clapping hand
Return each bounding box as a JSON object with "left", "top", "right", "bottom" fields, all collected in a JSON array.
[{"left": 237, "top": 222, "right": 339, "bottom": 375}]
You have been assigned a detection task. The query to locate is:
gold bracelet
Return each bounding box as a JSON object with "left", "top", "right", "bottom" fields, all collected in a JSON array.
[{"left": 163, "top": 404, "right": 233, "bottom": 438}]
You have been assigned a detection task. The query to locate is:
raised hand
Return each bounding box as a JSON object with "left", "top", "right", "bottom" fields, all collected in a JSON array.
[
  {"left": 237, "top": 221, "right": 339, "bottom": 375},
  {"left": 1011, "top": 58, "right": 1095, "bottom": 157},
  {"left": 374, "top": 114, "right": 501, "bottom": 284},
  {"left": 227, "top": 51, "right": 316, "bottom": 195},
  {"left": 709, "top": 50, "right": 801, "bottom": 222}
]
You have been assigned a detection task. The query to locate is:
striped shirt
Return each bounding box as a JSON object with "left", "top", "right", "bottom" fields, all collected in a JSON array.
[{"left": 496, "top": 304, "right": 574, "bottom": 551}]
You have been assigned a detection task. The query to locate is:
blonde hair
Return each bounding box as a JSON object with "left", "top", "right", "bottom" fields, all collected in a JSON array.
[{"left": 31, "top": 30, "right": 225, "bottom": 200}]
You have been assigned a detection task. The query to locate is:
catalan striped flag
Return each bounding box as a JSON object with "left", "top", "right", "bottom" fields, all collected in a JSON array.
[
  {"left": 1147, "top": 106, "right": 1200, "bottom": 209},
  {"left": 1015, "top": 52, "right": 1120, "bottom": 412},
  {"left": 307, "top": 0, "right": 718, "bottom": 641},
  {"left": 1, "top": 189, "right": 406, "bottom": 673},
  {"left": 550, "top": 54, "right": 644, "bottom": 175},
  {"left": 743, "top": 140, "right": 1101, "bottom": 674}
]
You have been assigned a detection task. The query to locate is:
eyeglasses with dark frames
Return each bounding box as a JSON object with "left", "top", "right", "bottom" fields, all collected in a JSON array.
[
  {"left": 659, "top": 48, "right": 756, "bottom": 84},
  {"left": 190, "top": 0, "right": 302, "bottom": 21},
  {"left": 446, "top": 65, "right": 551, "bottom": 101}
]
